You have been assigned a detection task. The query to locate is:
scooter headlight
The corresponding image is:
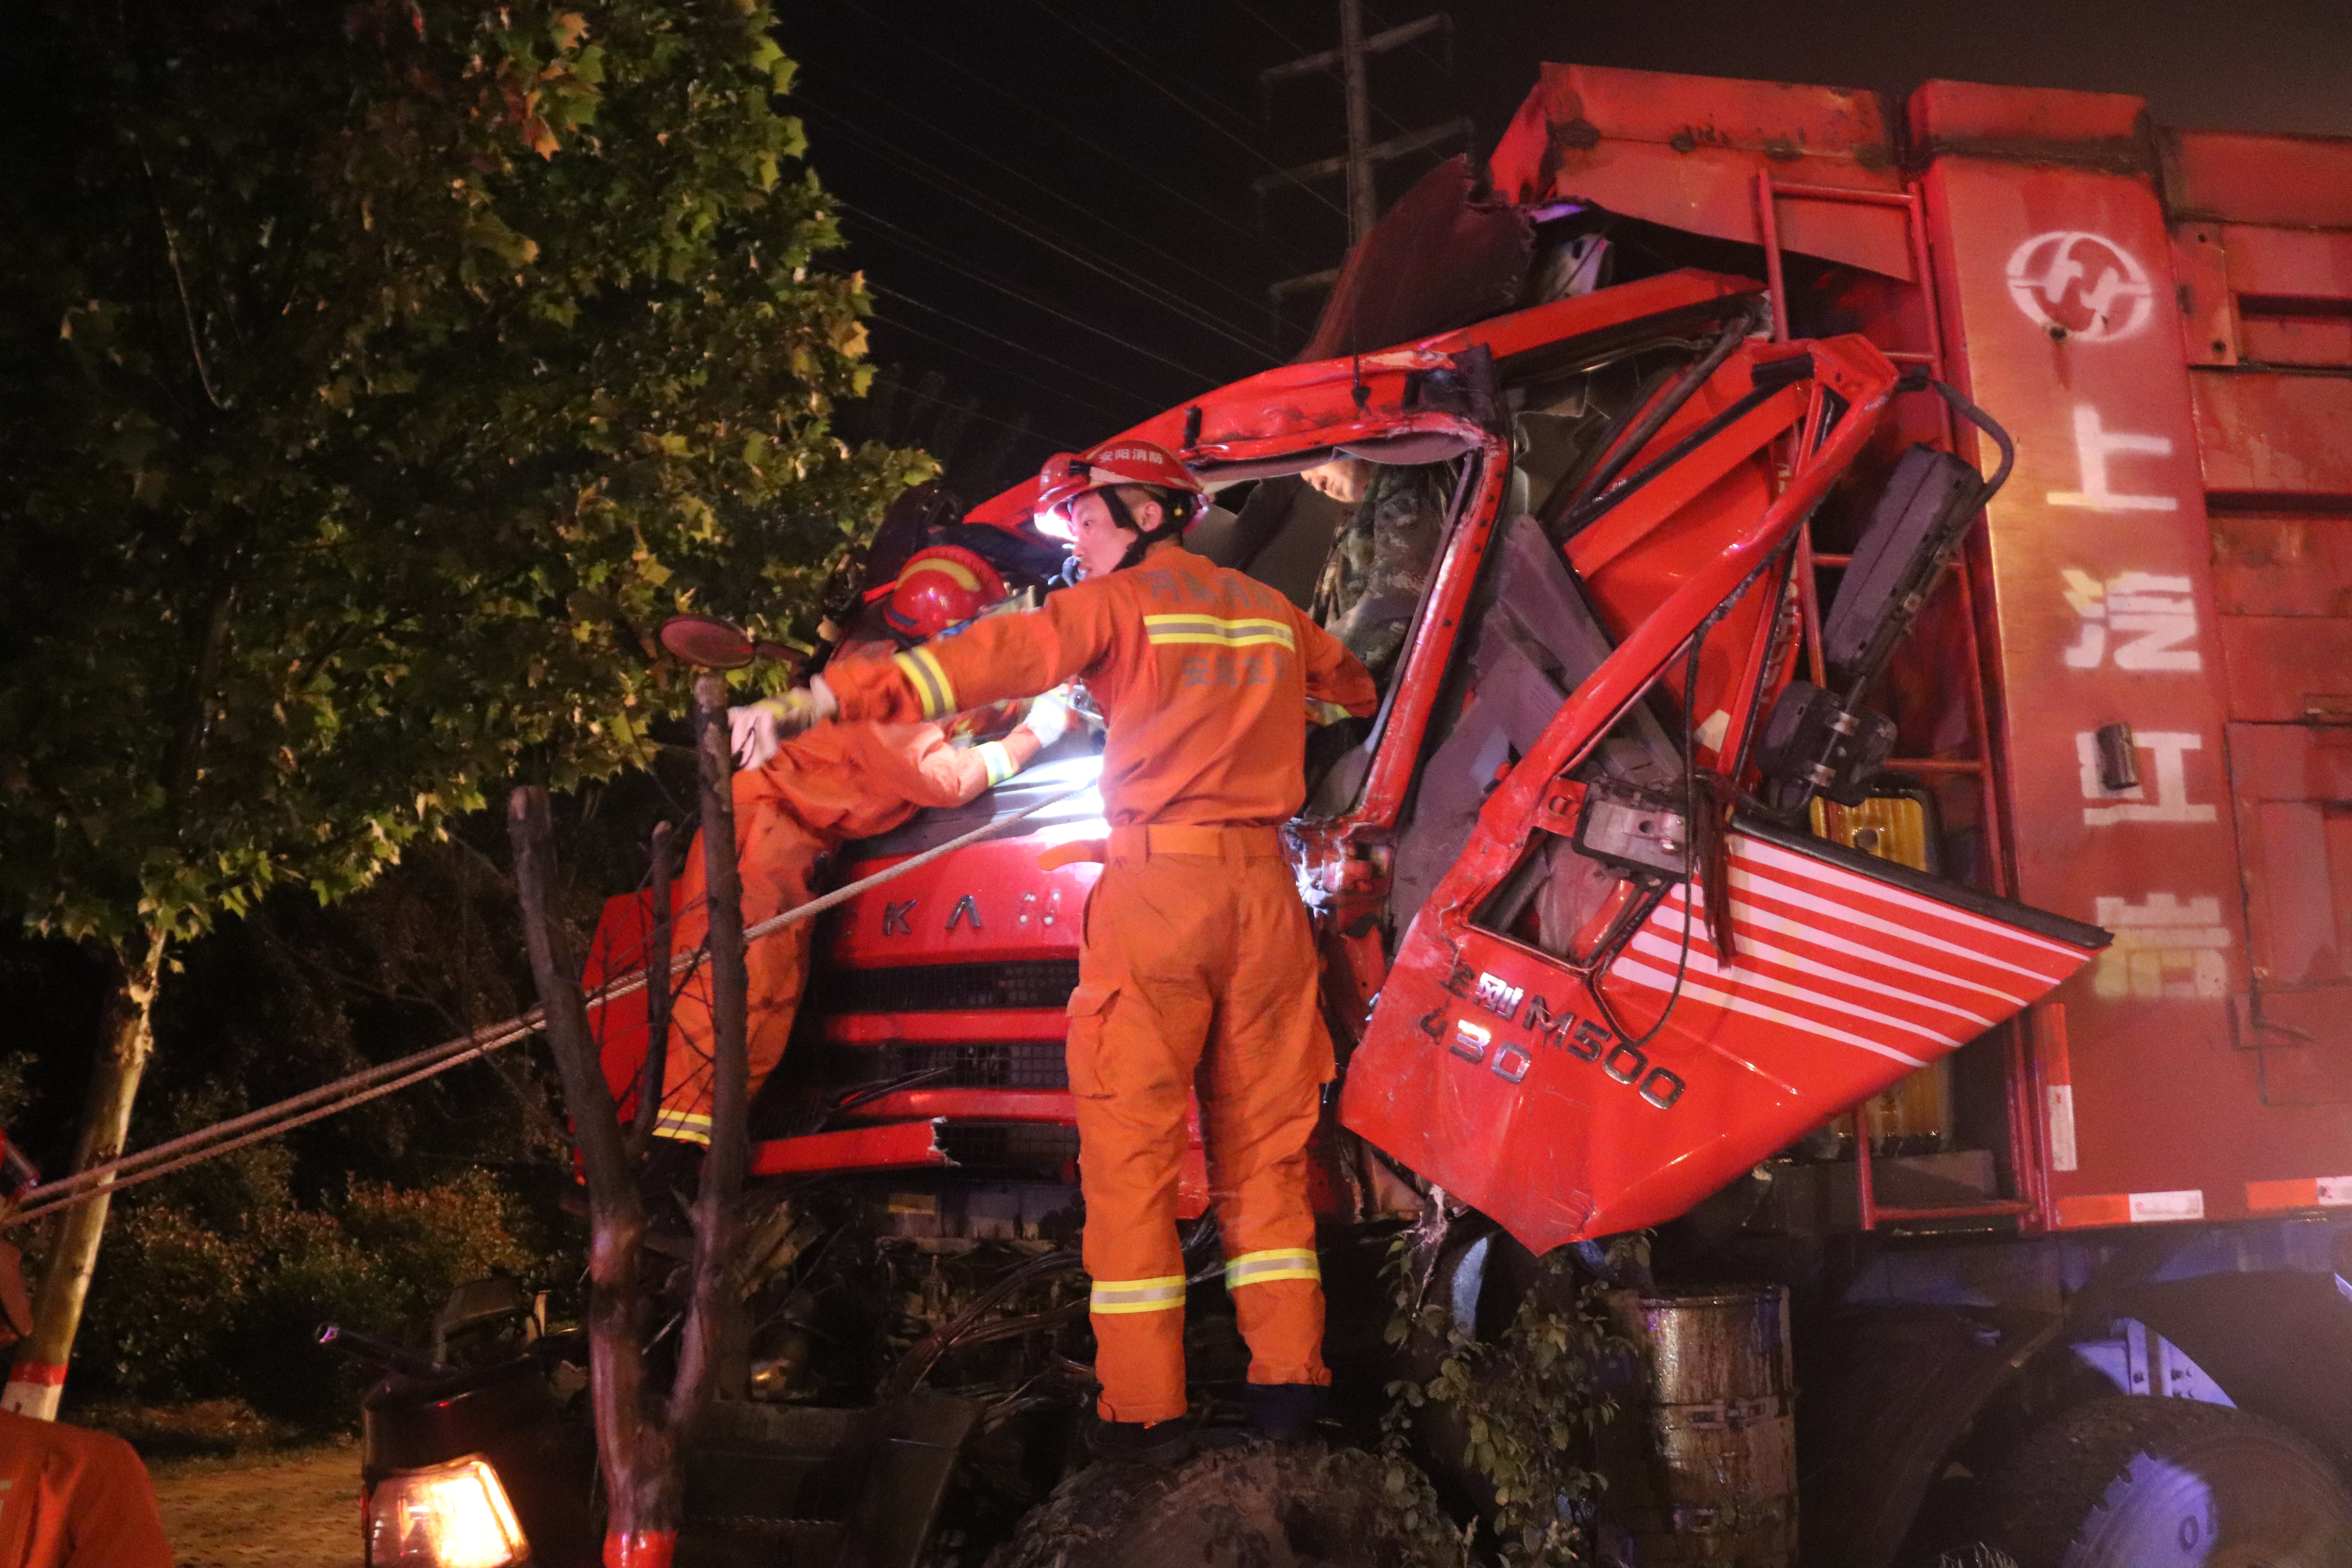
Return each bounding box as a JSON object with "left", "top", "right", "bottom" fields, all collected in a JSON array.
[{"left": 365, "top": 1454, "right": 529, "bottom": 1568}]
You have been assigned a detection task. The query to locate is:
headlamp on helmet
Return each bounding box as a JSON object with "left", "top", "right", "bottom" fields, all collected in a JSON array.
[{"left": 1032, "top": 439, "right": 1205, "bottom": 547}]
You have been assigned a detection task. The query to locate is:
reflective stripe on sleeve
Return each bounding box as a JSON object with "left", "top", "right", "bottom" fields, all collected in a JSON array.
[
  {"left": 1142, "top": 614, "right": 1297, "bottom": 651},
  {"left": 895, "top": 647, "right": 958, "bottom": 720},
  {"left": 652, "top": 1109, "right": 712, "bottom": 1147},
  {"left": 1224, "top": 1248, "right": 1322, "bottom": 1289},
  {"left": 1089, "top": 1274, "right": 1188, "bottom": 1315},
  {"left": 978, "top": 740, "right": 1019, "bottom": 787},
  {"left": 1308, "top": 698, "right": 1352, "bottom": 726}
]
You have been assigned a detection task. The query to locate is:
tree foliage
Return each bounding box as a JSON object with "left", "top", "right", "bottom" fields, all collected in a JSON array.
[{"left": 0, "top": 0, "right": 931, "bottom": 948}]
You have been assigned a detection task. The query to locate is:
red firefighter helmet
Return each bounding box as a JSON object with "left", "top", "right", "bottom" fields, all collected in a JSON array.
[
  {"left": 1033, "top": 439, "right": 1205, "bottom": 540},
  {"left": 882, "top": 545, "right": 1006, "bottom": 643}
]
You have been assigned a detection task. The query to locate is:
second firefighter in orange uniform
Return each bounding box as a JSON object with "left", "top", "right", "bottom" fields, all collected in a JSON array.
[{"left": 617, "top": 547, "right": 1067, "bottom": 1149}]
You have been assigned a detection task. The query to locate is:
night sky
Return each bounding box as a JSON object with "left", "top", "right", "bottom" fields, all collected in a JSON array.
[{"left": 780, "top": 0, "right": 2352, "bottom": 499}]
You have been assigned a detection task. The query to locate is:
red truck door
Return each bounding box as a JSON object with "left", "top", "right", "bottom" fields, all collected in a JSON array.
[{"left": 1338, "top": 332, "right": 2109, "bottom": 1252}]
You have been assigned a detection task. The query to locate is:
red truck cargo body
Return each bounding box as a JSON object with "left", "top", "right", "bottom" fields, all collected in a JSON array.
[
  {"left": 1483, "top": 67, "right": 2352, "bottom": 1235},
  {"left": 1915, "top": 86, "right": 2352, "bottom": 1232}
]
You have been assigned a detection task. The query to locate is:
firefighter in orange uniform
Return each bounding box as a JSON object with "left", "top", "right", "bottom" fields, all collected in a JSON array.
[
  {"left": 621, "top": 546, "right": 1069, "bottom": 1151},
  {"left": 744, "top": 441, "right": 1379, "bottom": 1459}
]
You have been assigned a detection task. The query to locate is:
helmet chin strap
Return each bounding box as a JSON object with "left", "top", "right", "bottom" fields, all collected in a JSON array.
[{"left": 1102, "top": 485, "right": 1189, "bottom": 571}]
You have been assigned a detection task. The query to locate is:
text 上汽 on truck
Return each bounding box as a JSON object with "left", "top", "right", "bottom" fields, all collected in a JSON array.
[{"left": 361, "top": 62, "right": 2352, "bottom": 1568}]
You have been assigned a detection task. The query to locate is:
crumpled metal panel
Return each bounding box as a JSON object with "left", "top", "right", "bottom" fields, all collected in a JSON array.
[
  {"left": 1488, "top": 63, "right": 1912, "bottom": 281},
  {"left": 1299, "top": 155, "right": 1533, "bottom": 364},
  {"left": 1336, "top": 336, "right": 2113, "bottom": 1251},
  {"left": 1346, "top": 812, "right": 2105, "bottom": 1251}
]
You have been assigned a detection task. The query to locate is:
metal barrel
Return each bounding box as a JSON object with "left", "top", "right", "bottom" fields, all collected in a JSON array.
[{"left": 1604, "top": 1285, "right": 1797, "bottom": 1568}]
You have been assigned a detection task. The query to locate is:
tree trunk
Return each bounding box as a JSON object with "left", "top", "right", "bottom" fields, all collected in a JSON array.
[
  {"left": 508, "top": 786, "right": 675, "bottom": 1566},
  {"left": 4, "top": 931, "right": 167, "bottom": 1419},
  {"left": 670, "top": 672, "right": 750, "bottom": 1435}
]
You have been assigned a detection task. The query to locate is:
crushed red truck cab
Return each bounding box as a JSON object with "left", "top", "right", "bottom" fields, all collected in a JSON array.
[{"left": 556, "top": 59, "right": 2352, "bottom": 1568}]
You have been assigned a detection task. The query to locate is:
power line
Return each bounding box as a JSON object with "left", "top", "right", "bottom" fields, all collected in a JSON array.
[
  {"left": 1258, "top": 0, "right": 1466, "bottom": 287},
  {"left": 871, "top": 370, "right": 1054, "bottom": 450},
  {"left": 799, "top": 95, "right": 1269, "bottom": 360},
  {"left": 867, "top": 281, "right": 1170, "bottom": 406},
  {"left": 826, "top": 0, "right": 1321, "bottom": 269},
  {"left": 1026, "top": 0, "right": 1352, "bottom": 223},
  {"left": 1227, "top": 0, "right": 1316, "bottom": 58},
  {"left": 841, "top": 203, "right": 1221, "bottom": 386},
  {"left": 863, "top": 306, "right": 1133, "bottom": 437},
  {"left": 1227, "top": 0, "right": 1424, "bottom": 140},
  {"left": 813, "top": 69, "right": 1285, "bottom": 333}
]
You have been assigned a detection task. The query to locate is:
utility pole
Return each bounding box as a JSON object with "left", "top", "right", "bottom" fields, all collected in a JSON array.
[
  {"left": 1338, "top": 0, "right": 1374, "bottom": 246},
  {"left": 1257, "top": 1, "right": 1466, "bottom": 309}
]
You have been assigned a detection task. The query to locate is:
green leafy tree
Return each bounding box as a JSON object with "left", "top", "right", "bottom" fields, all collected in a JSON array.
[{"left": 0, "top": 0, "right": 929, "bottom": 1410}]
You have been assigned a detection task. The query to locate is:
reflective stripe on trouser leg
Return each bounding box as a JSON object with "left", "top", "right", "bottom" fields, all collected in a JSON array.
[
  {"left": 661, "top": 770, "right": 819, "bottom": 1138},
  {"left": 1089, "top": 1275, "right": 1187, "bottom": 1314},
  {"left": 1073, "top": 1076, "right": 1194, "bottom": 1424},
  {"left": 1195, "top": 855, "right": 1334, "bottom": 1388},
  {"left": 1069, "top": 858, "right": 1218, "bottom": 1425},
  {"left": 651, "top": 1109, "right": 713, "bottom": 1146},
  {"left": 1224, "top": 1248, "right": 1321, "bottom": 1288}
]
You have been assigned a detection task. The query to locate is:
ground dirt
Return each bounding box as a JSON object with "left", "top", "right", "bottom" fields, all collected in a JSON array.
[{"left": 149, "top": 1437, "right": 363, "bottom": 1568}]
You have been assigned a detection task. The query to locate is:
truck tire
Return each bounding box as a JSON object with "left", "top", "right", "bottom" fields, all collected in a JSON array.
[
  {"left": 984, "top": 1443, "right": 1457, "bottom": 1568},
  {"left": 1982, "top": 1395, "right": 2352, "bottom": 1568}
]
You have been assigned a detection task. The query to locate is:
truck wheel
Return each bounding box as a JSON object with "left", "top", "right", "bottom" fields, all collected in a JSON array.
[
  {"left": 1982, "top": 1395, "right": 2352, "bottom": 1568},
  {"left": 985, "top": 1443, "right": 1457, "bottom": 1568}
]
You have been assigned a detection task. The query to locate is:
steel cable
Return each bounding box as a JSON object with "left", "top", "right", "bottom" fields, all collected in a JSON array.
[{"left": 5, "top": 778, "right": 1102, "bottom": 1227}]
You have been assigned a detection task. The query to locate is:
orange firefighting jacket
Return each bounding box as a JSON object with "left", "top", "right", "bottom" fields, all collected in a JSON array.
[
  {"left": 0, "top": 1411, "right": 173, "bottom": 1568},
  {"left": 746, "top": 717, "right": 1043, "bottom": 843},
  {"left": 822, "top": 546, "right": 1377, "bottom": 826}
]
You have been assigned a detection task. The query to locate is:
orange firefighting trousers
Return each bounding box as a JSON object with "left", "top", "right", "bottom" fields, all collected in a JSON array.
[
  {"left": 1065, "top": 825, "right": 1335, "bottom": 1424},
  {"left": 640, "top": 718, "right": 1039, "bottom": 1143},
  {"left": 655, "top": 803, "right": 820, "bottom": 1146}
]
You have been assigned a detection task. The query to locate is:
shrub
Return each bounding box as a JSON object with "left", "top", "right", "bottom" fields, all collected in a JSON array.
[{"left": 71, "top": 1160, "right": 544, "bottom": 1429}]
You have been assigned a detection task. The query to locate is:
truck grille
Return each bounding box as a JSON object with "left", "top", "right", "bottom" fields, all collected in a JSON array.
[{"left": 811, "top": 960, "right": 1080, "bottom": 1014}]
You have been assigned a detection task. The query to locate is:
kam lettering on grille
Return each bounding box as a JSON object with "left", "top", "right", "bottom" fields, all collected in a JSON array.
[{"left": 1421, "top": 961, "right": 1686, "bottom": 1110}]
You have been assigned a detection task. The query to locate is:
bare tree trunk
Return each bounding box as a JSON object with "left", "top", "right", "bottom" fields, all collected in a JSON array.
[
  {"left": 508, "top": 786, "right": 675, "bottom": 1565},
  {"left": 4, "top": 931, "right": 167, "bottom": 1420},
  {"left": 670, "top": 673, "right": 749, "bottom": 1435}
]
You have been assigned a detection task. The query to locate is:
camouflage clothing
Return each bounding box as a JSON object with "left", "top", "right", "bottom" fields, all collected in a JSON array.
[{"left": 1309, "top": 465, "right": 1448, "bottom": 681}]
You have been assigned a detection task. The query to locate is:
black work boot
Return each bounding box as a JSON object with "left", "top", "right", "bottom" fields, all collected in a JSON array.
[
  {"left": 1243, "top": 1382, "right": 1328, "bottom": 1441},
  {"left": 1085, "top": 1414, "right": 1199, "bottom": 1467}
]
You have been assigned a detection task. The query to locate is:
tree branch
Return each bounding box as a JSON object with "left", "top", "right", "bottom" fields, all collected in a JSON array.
[
  {"left": 668, "top": 674, "right": 749, "bottom": 1435},
  {"left": 138, "top": 153, "right": 226, "bottom": 414},
  {"left": 506, "top": 785, "right": 674, "bottom": 1553}
]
